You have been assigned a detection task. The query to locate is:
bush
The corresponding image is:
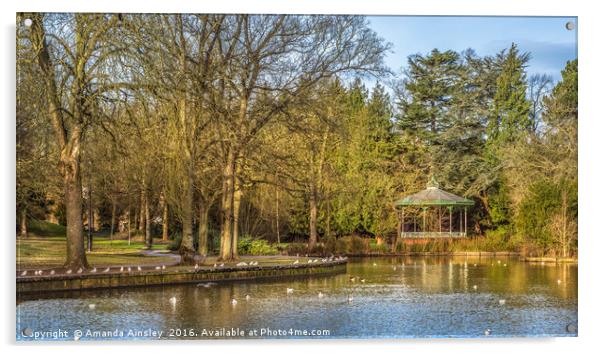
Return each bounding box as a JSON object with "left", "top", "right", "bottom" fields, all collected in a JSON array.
[
  {"left": 286, "top": 242, "right": 308, "bottom": 256},
  {"left": 27, "top": 219, "right": 66, "bottom": 237},
  {"left": 238, "top": 236, "right": 279, "bottom": 256}
]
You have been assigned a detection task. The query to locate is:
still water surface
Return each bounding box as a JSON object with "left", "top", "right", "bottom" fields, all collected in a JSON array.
[{"left": 16, "top": 256, "right": 577, "bottom": 340}]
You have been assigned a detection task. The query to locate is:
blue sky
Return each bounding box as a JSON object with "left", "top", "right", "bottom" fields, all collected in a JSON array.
[{"left": 366, "top": 16, "right": 577, "bottom": 83}]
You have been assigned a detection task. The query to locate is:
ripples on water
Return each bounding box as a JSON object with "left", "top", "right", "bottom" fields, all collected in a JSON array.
[{"left": 16, "top": 256, "right": 577, "bottom": 340}]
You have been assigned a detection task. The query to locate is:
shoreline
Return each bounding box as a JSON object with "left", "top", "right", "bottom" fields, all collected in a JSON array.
[{"left": 16, "top": 259, "right": 347, "bottom": 295}]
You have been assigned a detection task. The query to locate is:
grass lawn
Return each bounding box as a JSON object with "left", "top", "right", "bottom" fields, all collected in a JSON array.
[{"left": 17, "top": 233, "right": 170, "bottom": 270}]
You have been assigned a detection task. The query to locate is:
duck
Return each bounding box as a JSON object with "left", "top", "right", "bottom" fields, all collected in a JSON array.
[
  {"left": 286, "top": 288, "right": 294, "bottom": 294},
  {"left": 169, "top": 296, "right": 177, "bottom": 305}
]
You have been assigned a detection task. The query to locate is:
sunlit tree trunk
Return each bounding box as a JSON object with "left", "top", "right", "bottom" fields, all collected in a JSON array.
[
  {"left": 309, "top": 182, "right": 318, "bottom": 250},
  {"left": 231, "top": 176, "right": 242, "bottom": 259},
  {"left": 142, "top": 183, "right": 152, "bottom": 249},
  {"left": 161, "top": 192, "right": 169, "bottom": 241},
  {"left": 109, "top": 199, "right": 116, "bottom": 240},
  {"left": 197, "top": 203, "right": 209, "bottom": 257},
  {"left": 219, "top": 149, "right": 235, "bottom": 261},
  {"left": 20, "top": 208, "right": 27, "bottom": 238}
]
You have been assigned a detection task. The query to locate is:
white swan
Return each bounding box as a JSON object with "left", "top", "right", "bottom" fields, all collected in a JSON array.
[
  {"left": 318, "top": 291, "right": 324, "bottom": 298},
  {"left": 137, "top": 266, "right": 142, "bottom": 271},
  {"left": 104, "top": 267, "right": 111, "bottom": 273},
  {"left": 169, "top": 296, "right": 177, "bottom": 305},
  {"left": 499, "top": 299, "right": 506, "bottom": 305},
  {"left": 66, "top": 269, "right": 72, "bottom": 274},
  {"left": 231, "top": 299, "right": 238, "bottom": 305},
  {"left": 88, "top": 304, "right": 96, "bottom": 310},
  {"left": 286, "top": 288, "right": 294, "bottom": 294}
]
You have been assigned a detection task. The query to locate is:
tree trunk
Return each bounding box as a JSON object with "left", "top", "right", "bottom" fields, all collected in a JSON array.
[
  {"left": 198, "top": 203, "right": 209, "bottom": 257},
  {"left": 138, "top": 192, "right": 145, "bottom": 233},
  {"left": 308, "top": 183, "right": 318, "bottom": 250},
  {"left": 275, "top": 185, "right": 280, "bottom": 244},
  {"left": 143, "top": 186, "right": 152, "bottom": 249},
  {"left": 162, "top": 193, "right": 169, "bottom": 241},
  {"left": 20, "top": 208, "right": 27, "bottom": 238},
  {"left": 63, "top": 150, "right": 89, "bottom": 269},
  {"left": 110, "top": 199, "right": 116, "bottom": 240},
  {"left": 219, "top": 150, "right": 235, "bottom": 261},
  {"left": 231, "top": 178, "right": 242, "bottom": 259}
]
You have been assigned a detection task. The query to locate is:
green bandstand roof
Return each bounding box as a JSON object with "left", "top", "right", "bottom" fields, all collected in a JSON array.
[{"left": 395, "top": 176, "right": 475, "bottom": 208}]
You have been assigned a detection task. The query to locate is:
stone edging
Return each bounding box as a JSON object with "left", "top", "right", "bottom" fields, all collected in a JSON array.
[{"left": 16, "top": 260, "right": 348, "bottom": 294}]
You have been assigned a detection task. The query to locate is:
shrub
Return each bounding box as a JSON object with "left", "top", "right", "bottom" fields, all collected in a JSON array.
[
  {"left": 286, "top": 242, "right": 308, "bottom": 256},
  {"left": 238, "top": 236, "right": 279, "bottom": 256}
]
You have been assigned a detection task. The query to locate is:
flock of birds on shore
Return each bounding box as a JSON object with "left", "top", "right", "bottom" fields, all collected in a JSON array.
[{"left": 18, "top": 256, "right": 351, "bottom": 278}]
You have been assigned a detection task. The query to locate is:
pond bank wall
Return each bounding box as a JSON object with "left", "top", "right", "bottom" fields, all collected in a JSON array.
[{"left": 16, "top": 260, "right": 347, "bottom": 295}]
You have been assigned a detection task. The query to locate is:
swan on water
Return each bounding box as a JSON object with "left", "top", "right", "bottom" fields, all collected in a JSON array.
[
  {"left": 169, "top": 296, "right": 177, "bottom": 305},
  {"left": 499, "top": 299, "right": 506, "bottom": 305},
  {"left": 318, "top": 292, "right": 324, "bottom": 298},
  {"left": 88, "top": 304, "right": 96, "bottom": 310},
  {"left": 473, "top": 285, "right": 478, "bottom": 290},
  {"left": 484, "top": 329, "right": 491, "bottom": 336},
  {"left": 286, "top": 288, "right": 294, "bottom": 294},
  {"left": 347, "top": 295, "right": 354, "bottom": 303},
  {"left": 231, "top": 299, "right": 238, "bottom": 305}
]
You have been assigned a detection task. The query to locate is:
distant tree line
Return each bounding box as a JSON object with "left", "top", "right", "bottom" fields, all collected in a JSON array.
[{"left": 16, "top": 13, "right": 577, "bottom": 269}]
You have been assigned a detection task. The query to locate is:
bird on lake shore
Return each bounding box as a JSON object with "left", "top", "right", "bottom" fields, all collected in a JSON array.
[
  {"left": 245, "top": 294, "right": 251, "bottom": 301},
  {"left": 104, "top": 267, "right": 110, "bottom": 273},
  {"left": 557, "top": 279, "right": 562, "bottom": 284},
  {"left": 360, "top": 279, "right": 366, "bottom": 283},
  {"left": 20, "top": 270, "right": 27, "bottom": 276},
  {"left": 236, "top": 262, "right": 248, "bottom": 267},
  {"left": 50, "top": 270, "right": 55, "bottom": 275},
  {"left": 137, "top": 266, "right": 142, "bottom": 271},
  {"left": 287, "top": 288, "right": 294, "bottom": 294},
  {"left": 293, "top": 260, "right": 299, "bottom": 265},
  {"left": 392, "top": 266, "right": 397, "bottom": 271},
  {"left": 119, "top": 266, "right": 124, "bottom": 272},
  {"left": 66, "top": 269, "right": 72, "bottom": 274},
  {"left": 194, "top": 264, "right": 199, "bottom": 270},
  {"left": 77, "top": 268, "right": 83, "bottom": 274},
  {"left": 90, "top": 268, "right": 97, "bottom": 273},
  {"left": 127, "top": 266, "right": 131, "bottom": 272},
  {"left": 162, "top": 265, "right": 166, "bottom": 270}
]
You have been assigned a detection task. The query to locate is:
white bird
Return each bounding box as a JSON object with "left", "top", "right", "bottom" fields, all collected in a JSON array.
[
  {"left": 541, "top": 261, "right": 545, "bottom": 265},
  {"left": 293, "top": 260, "right": 299, "bottom": 265},
  {"left": 318, "top": 291, "right": 324, "bottom": 298},
  {"left": 127, "top": 267, "right": 131, "bottom": 272},
  {"left": 50, "top": 270, "right": 55, "bottom": 275},
  {"left": 484, "top": 329, "right": 492, "bottom": 336},
  {"left": 155, "top": 266, "right": 161, "bottom": 270},
  {"left": 77, "top": 268, "right": 83, "bottom": 274},
  {"left": 231, "top": 299, "right": 238, "bottom": 305},
  {"left": 286, "top": 288, "right": 294, "bottom": 294},
  {"left": 373, "top": 262, "right": 377, "bottom": 266},
  {"left": 90, "top": 268, "right": 97, "bottom": 273},
  {"left": 236, "top": 262, "right": 248, "bottom": 267},
  {"left": 557, "top": 279, "right": 562, "bottom": 284},
  {"left": 350, "top": 276, "right": 356, "bottom": 282},
  {"left": 499, "top": 299, "right": 506, "bottom": 305},
  {"left": 66, "top": 269, "right": 72, "bottom": 274},
  {"left": 473, "top": 285, "right": 478, "bottom": 290},
  {"left": 162, "top": 265, "right": 166, "bottom": 270},
  {"left": 307, "top": 259, "right": 312, "bottom": 264},
  {"left": 39, "top": 270, "right": 44, "bottom": 275},
  {"left": 347, "top": 295, "right": 354, "bottom": 303},
  {"left": 33, "top": 270, "right": 39, "bottom": 276},
  {"left": 245, "top": 294, "right": 251, "bottom": 301},
  {"left": 21, "top": 270, "right": 27, "bottom": 276},
  {"left": 360, "top": 279, "right": 366, "bottom": 283},
  {"left": 104, "top": 267, "right": 110, "bottom": 273},
  {"left": 219, "top": 263, "right": 224, "bottom": 267},
  {"left": 497, "top": 260, "right": 501, "bottom": 264},
  {"left": 213, "top": 263, "right": 217, "bottom": 268},
  {"left": 169, "top": 296, "right": 177, "bottom": 305},
  {"left": 88, "top": 304, "right": 96, "bottom": 310},
  {"left": 194, "top": 264, "right": 199, "bottom": 270},
  {"left": 503, "top": 263, "right": 507, "bottom": 267},
  {"left": 119, "top": 266, "right": 124, "bottom": 272},
  {"left": 392, "top": 266, "right": 397, "bottom": 271},
  {"left": 137, "top": 266, "right": 142, "bottom": 271}
]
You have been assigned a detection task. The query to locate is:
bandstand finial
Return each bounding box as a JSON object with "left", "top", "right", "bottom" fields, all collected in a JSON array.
[{"left": 427, "top": 175, "right": 439, "bottom": 189}]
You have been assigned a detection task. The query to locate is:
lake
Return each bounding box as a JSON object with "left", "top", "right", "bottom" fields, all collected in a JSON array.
[{"left": 16, "top": 256, "right": 577, "bottom": 340}]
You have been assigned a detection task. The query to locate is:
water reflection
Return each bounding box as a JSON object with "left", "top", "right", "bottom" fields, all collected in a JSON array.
[{"left": 16, "top": 256, "right": 577, "bottom": 340}]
